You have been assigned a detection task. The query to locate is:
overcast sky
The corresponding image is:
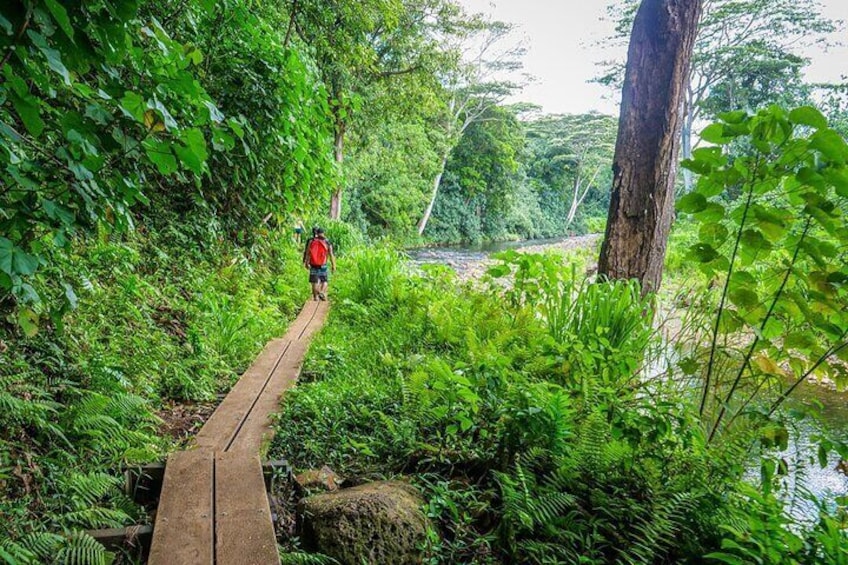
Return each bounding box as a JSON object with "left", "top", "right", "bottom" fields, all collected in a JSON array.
[{"left": 458, "top": 0, "right": 848, "bottom": 116}]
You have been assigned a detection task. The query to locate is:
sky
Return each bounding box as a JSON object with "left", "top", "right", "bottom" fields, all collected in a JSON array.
[{"left": 458, "top": 0, "right": 848, "bottom": 116}]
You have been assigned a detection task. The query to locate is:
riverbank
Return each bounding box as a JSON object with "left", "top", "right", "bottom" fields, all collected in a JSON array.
[
  {"left": 403, "top": 233, "right": 848, "bottom": 518},
  {"left": 407, "top": 233, "right": 602, "bottom": 280}
]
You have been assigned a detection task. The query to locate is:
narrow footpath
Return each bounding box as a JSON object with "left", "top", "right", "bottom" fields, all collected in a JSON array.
[{"left": 148, "top": 300, "right": 330, "bottom": 565}]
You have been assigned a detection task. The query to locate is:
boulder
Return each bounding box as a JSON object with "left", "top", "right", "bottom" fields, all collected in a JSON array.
[{"left": 299, "top": 480, "right": 427, "bottom": 564}]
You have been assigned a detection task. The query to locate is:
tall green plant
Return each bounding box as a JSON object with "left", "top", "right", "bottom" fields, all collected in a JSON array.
[
  {"left": 677, "top": 105, "right": 848, "bottom": 441},
  {"left": 339, "top": 247, "right": 400, "bottom": 304}
]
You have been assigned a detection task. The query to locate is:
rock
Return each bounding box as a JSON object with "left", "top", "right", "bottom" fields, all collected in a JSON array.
[
  {"left": 294, "top": 465, "right": 341, "bottom": 493},
  {"left": 299, "top": 480, "right": 427, "bottom": 565}
]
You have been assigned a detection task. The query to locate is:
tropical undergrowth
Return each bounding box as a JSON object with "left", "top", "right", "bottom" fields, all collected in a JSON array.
[
  {"left": 270, "top": 238, "right": 848, "bottom": 564},
  {"left": 0, "top": 220, "right": 307, "bottom": 563}
]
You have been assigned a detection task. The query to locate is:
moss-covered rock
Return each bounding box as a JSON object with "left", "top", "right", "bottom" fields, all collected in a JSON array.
[{"left": 299, "top": 480, "right": 427, "bottom": 564}]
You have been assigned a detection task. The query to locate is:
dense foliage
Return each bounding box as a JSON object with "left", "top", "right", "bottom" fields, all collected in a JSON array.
[
  {"left": 3, "top": 0, "right": 848, "bottom": 561},
  {"left": 0, "top": 225, "right": 307, "bottom": 562},
  {"left": 271, "top": 243, "right": 848, "bottom": 563}
]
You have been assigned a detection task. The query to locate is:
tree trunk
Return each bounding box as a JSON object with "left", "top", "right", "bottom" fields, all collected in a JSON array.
[
  {"left": 598, "top": 0, "right": 702, "bottom": 293},
  {"left": 681, "top": 99, "right": 694, "bottom": 193},
  {"left": 329, "top": 117, "right": 345, "bottom": 220},
  {"left": 417, "top": 151, "right": 449, "bottom": 236}
]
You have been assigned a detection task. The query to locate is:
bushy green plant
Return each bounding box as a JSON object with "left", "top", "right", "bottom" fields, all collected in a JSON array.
[
  {"left": 707, "top": 487, "right": 848, "bottom": 564},
  {"left": 489, "top": 251, "right": 654, "bottom": 396},
  {"left": 337, "top": 246, "right": 401, "bottom": 304},
  {"left": 677, "top": 106, "right": 848, "bottom": 442}
]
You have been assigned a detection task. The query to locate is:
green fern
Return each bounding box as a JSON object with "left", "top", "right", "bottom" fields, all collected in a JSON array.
[
  {"left": 617, "top": 491, "right": 698, "bottom": 565},
  {"left": 54, "top": 472, "right": 134, "bottom": 529},
  {"left": 54, "top": 532, "right": 114, "bottom": 565}
]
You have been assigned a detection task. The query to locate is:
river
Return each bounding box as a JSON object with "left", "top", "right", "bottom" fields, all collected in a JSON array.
[{"left": 405, "top": 235, "right": 848, "bottom": 520}]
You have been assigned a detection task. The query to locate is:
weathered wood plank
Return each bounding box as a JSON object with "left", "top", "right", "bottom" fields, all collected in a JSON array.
[
  {"left": 226, "top": 301, "right": 329, "bottom": 453},
  {"left": 148, "top": 449, "right": 214, "bottom": 565},
  {"left": 125, "top": 460, "right": 291, "bottom": 503},
  {"left": 149, "top": 300, "right": 328, "bottom": 564},
  {"left": 194, "top": 339, "right": 290, "bottom": 451},
  {"left": 86, "top": 524, "right": 152, "bottom": 551},
  {"left": 215, "top": 451, "right": 280, "bottom": 565}
]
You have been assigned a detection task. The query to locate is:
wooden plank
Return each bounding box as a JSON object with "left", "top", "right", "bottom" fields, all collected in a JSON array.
[
  {"left": 194, "top": 339, "right": 290, "bottom": 450},
  {"left": 86, "top": 524, "right": 152, "bottom": 550},
  {"left": 227, "top": 342, "right": 308, "bottom": 452},
  {"left": 227, "top": 302, "right": 329, "bottom": 453},
  {"left": 283, "top": 301, "right": 320, "bottom": 342},
  {"left": 124, "top": 460, "right": 291, "bottom": 503},
  {"left": 291, "top": 300, "right": 329, "bottom": 342},
  {"left": 148, "top": 449, "right": 214, "bottom": 565},
  {"left": 215, "top": 451, "right": 280, "bottom": 565}
]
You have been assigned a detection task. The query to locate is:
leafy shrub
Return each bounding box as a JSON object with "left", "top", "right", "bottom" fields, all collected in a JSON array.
[
  {"left": 677, "top": 106, "right": 848, "bottom": 442},
  {"left": 707, "top": 487, "right": 848, "bottom": 565}
]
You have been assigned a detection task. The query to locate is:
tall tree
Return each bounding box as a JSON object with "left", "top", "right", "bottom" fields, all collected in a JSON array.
[
  {"left": 525, "top": 113, "right": 617, "bottom": 231},
  {"left": 416, "top": 18, "right": 523, "bottom": 235},
  {"left": 289, "top": 0, "right": 461, "bottom": 219},
  {"left": 598, "top": 0, "right": 836, "bottom": 191},
  {"left": 598, "top": 0, "right": 702, "bottom": 292}
]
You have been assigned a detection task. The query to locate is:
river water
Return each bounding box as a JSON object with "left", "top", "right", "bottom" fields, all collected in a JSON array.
[{"left": 405, "top": 235, "right": 848, "bottom": 519}]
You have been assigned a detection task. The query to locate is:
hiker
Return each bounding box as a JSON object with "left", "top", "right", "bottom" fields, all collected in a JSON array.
[
  {"left": 303, "top": 227, "right": 336, "bottom": 301},
  {"left": 293, "top": 218, "right": 305, "bottom": 244}
]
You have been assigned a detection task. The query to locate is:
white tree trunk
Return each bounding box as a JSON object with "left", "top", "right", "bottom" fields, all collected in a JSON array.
[
  {"left": 329, "top": 122, "right": 344, "bottom": 220},
  {"left": 681, "top": 99, "right": 694, "bottom": 193},
  {"left": 417, "top": 152, "right": 450, "bottom": 235}
]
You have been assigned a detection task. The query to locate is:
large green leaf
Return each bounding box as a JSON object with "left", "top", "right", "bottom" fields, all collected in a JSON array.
[
  {"left": 676, "top": 192, "right": 707, "bottom": 214},
  {"left": 701, "top": 123, "right": 732, "bottom": 145},
  {"left": 18, "top": 308, "right": 39, "bottom": 337},
  {"left": 0, "top": 238, "right": 39, "bottom": 276},
  {"left": 789, "top": 106, "right": 828, "bottom": 130},
  {"left": 10, "top": 92, "right": 45, "bottom": 137},
  {"left": 174, "top": 128, "right": 208, "bottom": 174},
  {"left": 120, "top": 92, "right": 147, "bottom": 123},
  {"left": 143, "top": 140, "right": 178, "bottom": 174},
  {"left": 44, "top": 0, "right": 75, "bottom": 40},
  {"left": 810, "top": 129, "right": 848, "bottom": 164},
  {"left": 28, "top": 30, "right": 71, "bottom": 85}
]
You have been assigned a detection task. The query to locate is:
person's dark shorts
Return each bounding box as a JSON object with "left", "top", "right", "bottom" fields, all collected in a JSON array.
[{"left": 309, "top": 265, "right": 329, "bottom": 283}]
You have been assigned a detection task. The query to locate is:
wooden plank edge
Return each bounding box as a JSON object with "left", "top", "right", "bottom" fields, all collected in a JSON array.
[{"left": 125, "top": 460, "right": 292, "bottom": 502}]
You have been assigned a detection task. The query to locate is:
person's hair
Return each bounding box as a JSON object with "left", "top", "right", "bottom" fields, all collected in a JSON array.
[
  {"left": 312, "top": 226, "right": 319, "bottom": 235},
  {"left": 316, "top": 227, "right": 325, "bottom": 234}
]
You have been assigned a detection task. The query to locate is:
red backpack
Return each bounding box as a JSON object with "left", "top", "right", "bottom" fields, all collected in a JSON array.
[{"left": 308, "top": 238, "right": 330, "bottom": 267}]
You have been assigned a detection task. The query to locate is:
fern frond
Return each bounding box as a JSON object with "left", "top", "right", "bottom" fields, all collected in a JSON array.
[{"left": 54, "top": 531, "right": 114, "bottom": 565}]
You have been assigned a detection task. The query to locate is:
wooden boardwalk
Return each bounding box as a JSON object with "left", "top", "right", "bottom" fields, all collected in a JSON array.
[{"left": 148, "top": 300, "right": 329, "bottom": 565}]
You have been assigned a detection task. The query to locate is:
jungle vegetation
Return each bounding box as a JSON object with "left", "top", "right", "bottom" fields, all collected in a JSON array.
[{"left": 1, "top": 0, "right": 848, "bottom": 563}]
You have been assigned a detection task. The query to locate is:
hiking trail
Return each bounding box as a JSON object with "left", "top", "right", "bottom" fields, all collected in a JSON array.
[{"left": 148, "top": 300, "right": 330, "bottom": 565}]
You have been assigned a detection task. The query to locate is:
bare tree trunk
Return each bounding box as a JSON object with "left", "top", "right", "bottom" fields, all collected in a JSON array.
[
  {"left": 681, "top": 96, "right": 694, "bottom": 193},
  {"left": 329, "top": 118, "right": 345, "bottom": 220},
  {"left": 417, "top": 152, "right": 449, "bottom": 235},
  {"left": 565, "top": 166, "right": 602, "bottom": 230},
  {"left": 598, "top": 0, "right": 702, "bottom": 293}
]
